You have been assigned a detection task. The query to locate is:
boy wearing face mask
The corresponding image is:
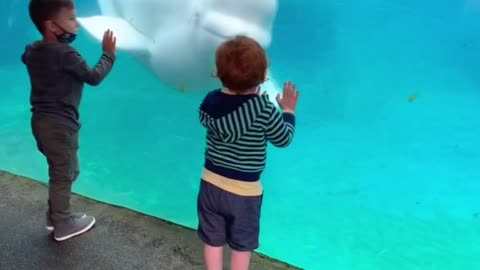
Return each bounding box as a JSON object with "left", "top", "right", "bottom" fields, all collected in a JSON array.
[{"left": 21, "top": 0, "right": 116, "bottom": 242}]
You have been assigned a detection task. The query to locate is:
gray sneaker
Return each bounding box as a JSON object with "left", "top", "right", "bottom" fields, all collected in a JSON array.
[
  {"left": 46, "top": 212, "right": 87, "bottom": 231},
  {"left": 53, "top": 215, "right": 96, "bottom": 242}
]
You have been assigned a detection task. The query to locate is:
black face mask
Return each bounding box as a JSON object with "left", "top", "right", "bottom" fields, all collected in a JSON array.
[{"left": 53, "top": 22, "right": 77, "bottom": 44}]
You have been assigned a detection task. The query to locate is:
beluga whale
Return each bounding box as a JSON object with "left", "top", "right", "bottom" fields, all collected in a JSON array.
[{"left": 77, "top": 0, "right": 281, "bottom": 100}]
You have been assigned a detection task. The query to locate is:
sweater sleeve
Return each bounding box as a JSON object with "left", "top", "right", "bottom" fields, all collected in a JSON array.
[
  {"left": 265, "top": 105, "right": 296, "bottom": 148},
  {"left": 62, "top": 47, "right": 115, "bottom": 86}
]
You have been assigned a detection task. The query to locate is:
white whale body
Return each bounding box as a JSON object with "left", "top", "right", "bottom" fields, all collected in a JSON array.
[{"left": 77, "top": 0, "right": 281, "bottom": 100}]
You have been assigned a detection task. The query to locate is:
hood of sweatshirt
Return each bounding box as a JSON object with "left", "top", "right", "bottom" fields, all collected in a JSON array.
[
  {"left": 199, "top": 92, "right": 272, "bottom": 144},
  {"left": 21, "top": 41, "right": 71, "bottom": 68}
]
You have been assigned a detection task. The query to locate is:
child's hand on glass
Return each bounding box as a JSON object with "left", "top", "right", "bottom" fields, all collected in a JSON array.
[
  {"left": 276, "top": 81, "right": 299, "bottom": 114},
  {"left": 102, "top": 29, "right": 117, "bottom": 54}
]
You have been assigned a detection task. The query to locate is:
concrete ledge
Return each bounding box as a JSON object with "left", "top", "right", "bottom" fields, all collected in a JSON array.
[{"left": 0, "top": 170, "right": 300, "bottom": 270}]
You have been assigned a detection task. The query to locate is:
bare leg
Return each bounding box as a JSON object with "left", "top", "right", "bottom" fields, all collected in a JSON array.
[
  {"left": 204, "top": 244, "right": 223, "bottom": 270},
  {"left": 231, "top": 250, "right": 252, "bottom": 270}
]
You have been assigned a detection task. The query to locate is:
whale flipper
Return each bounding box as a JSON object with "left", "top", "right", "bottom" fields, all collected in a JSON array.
[{"left": 77, "top": 16, "right": 152, "bottom": 51}]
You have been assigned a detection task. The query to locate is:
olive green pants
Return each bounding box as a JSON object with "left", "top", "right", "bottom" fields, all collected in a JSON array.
[{"left": 31, "top": 114, "right": 79, "bottom": 224}]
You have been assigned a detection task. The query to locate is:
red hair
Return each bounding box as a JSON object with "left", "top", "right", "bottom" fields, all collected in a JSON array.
[{"left": 215, "top": 35, "right": 268, "bottom": 93}]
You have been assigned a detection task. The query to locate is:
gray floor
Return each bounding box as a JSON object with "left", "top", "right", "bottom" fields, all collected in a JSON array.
[{"left": 0, "top": 170, "right": 299, "bottom": 270}]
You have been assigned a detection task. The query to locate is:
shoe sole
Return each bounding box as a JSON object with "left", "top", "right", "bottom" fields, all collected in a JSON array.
[
  {"left": 46, "top": 213, "right": 87, "bottom": 231},
  {"left": 54, "top": 217, "right": 96, "bottom": 242}
]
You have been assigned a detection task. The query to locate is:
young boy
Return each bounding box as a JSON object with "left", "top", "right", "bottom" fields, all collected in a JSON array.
[
  {"left": 21, "top": 0, "right": 116, "bottom": 242},
  {"left": 197, "top": 35, "right": 300, "bottom": 270}
]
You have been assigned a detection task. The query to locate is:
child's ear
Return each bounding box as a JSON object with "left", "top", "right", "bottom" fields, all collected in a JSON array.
[{"left": 44, "top": 20, "right": 56, "bottom": 33}]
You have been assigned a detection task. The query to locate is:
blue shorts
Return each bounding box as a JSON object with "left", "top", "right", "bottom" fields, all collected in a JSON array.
[{"left": 197, "top": 180, "right": 263, "bottom": 251}]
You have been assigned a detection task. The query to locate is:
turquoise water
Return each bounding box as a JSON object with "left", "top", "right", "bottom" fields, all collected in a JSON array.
[{"left": 1, "top": 1, "right": 480, "bottom": 269}]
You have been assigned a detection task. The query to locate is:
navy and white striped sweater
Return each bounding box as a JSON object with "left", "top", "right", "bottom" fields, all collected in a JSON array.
[{"left": 199, "top": 89, "right": 295, "bottom": 182}]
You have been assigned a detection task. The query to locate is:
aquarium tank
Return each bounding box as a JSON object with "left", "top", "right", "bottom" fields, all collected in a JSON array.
[{"left": 1, "top": 0, "right": 479, "bottom": 269}]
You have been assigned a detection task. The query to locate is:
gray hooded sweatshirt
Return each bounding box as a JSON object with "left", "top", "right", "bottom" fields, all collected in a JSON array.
[{"left": 21, "top": 41, "right": 115, "bottom": 130}]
